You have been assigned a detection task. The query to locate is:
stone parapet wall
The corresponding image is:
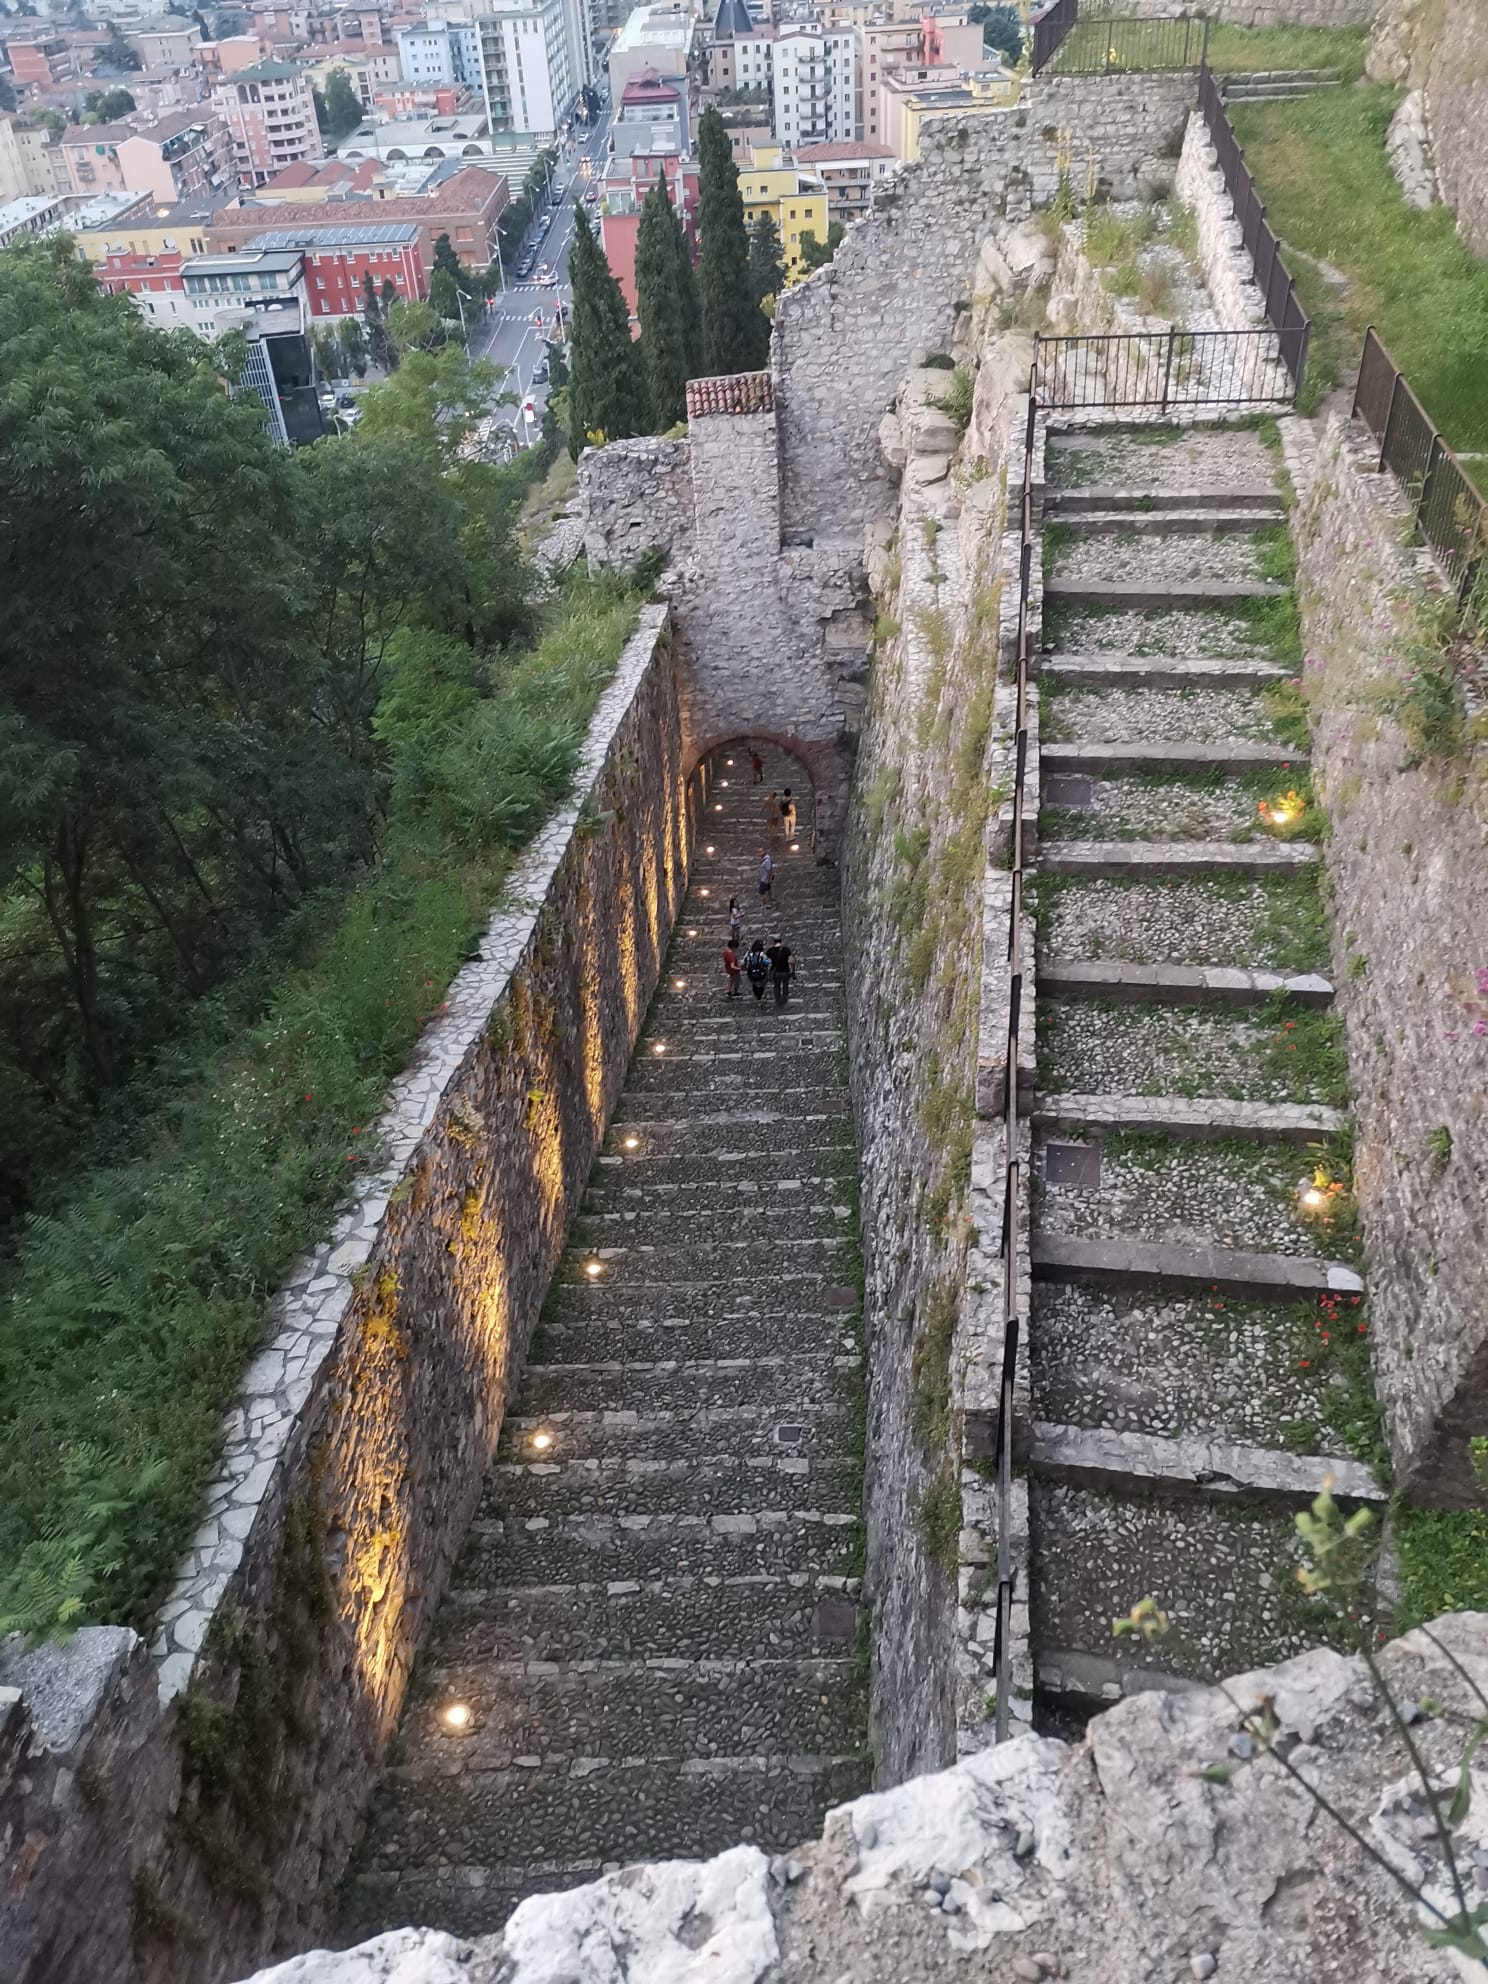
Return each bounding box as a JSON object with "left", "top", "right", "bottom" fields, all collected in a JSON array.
[
  {"left": 0, "top": 608, "right": 692, "bottom": 1984},
  {"left": 1289, "top": 413, "right": 1488, "bottom": 1503},
  {"left": 772, "top": 71, "right": 1196, "bottom": 542},
  {"left": 1174, "top": 110, "right": 1273, "bottom": 335},
  {"left": 578, "top": 436, "right": 695, "bottom": 575}
]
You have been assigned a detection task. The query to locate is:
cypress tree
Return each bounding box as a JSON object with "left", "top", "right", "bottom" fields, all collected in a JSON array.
[
  {"left": 567, "top": 206, "right": 647, "bottom": 458},
  {"left": 747, "top": 212, "right": 784, "bottom": 314},
  {"left": 697, "top": 105, "right": 768, "bottom": 375},
  {"left": 673, "top": 198, "right": 704, "bottom": 382},
  {"left": 635, "top": 177, "right": 694, "bottom": 431}
]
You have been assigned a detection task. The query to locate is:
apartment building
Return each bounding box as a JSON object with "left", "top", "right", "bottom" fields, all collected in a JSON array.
[
  {"left": 608, "top": 2, "right": 691, "bottom": 101},
  {"left": 793, "top": 136, "right": 896, "bottom": 224},
  {"left": 110, "top": 109, "right": 237, "bottom": 204},
  {"left": 738, "top": 160, "right": 829, "bottom": 278},
  {"left": 6, "top": 34, "right": 81, "bottom": 89},
  {"left": 210, "top": 60, "right": 324, "bottom": 187},
  {"left": 476, "top": 0, "right": 580, "bottom": 139},
  {"left": 396, "top": 17, "right": 484, "bottom": 89},
  {"left": 771, "top": 25, "right": 855, "bottom": 149},
  {"left": 127, "top": 19, "right": 204, "bottom": 66},
  {"left": 205, "top": 163, "right": 508, "bottom": 268},
  {"left": 243, "top": 219, "right": 425, "bottom": 315}
]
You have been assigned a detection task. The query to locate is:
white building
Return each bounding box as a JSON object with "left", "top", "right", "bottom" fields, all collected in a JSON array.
[
  {"left": 396, "top": 18, "right": 485, "bottom": 89},
  {"left": 771, "top": 25, "right": 856, "bottom": 149},
  {"left": 475, "top": 0, "right": 581, "bottom": 140}
]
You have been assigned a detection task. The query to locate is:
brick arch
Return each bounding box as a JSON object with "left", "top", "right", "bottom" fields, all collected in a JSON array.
[{"left": 685, "top": 728, "right": 851, "bottom": 864}]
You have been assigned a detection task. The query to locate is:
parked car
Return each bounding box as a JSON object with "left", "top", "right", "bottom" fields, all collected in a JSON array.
[
  {"left": 533, "top": 358, "right": 549, "bottom": 384},
  {"left": 536, "top": 265, "right": 556, "bottom": 286},
  {"left": 516, "top": 257, "right": 536, "bottom": 280}
]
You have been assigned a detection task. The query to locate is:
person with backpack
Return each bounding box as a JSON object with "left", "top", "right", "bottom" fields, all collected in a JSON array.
[
  {"left": 767, "top": 937, "right": 794, "bottom": 1007},
  {"left": 722, "top": 939, "right": 741, "bottom": 999},
  {"left": 743, "top": 940, "right": 771, "bottom": 1003}
]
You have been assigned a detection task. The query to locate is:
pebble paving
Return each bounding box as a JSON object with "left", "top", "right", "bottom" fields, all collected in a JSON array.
[
  {"left": 341, "top": 747, "right": 868, "bottom": 1939},
  {"left": 1029, "top": 422, "right": 1376, "bottom": 1730},
  {"left": 1048, "top": 527, "right": 1272, "bottom": 587}
]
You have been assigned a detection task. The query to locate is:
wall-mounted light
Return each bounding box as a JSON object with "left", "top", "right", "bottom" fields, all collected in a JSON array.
[
  {"left": 714, "top": 803, "right": 724, "bottom": 812},
  {"left": 687, "top": 926, "right": 698, "bottom": 937},
  {"left": 720, "top": 780, "right": 730, "bottom": 788}
]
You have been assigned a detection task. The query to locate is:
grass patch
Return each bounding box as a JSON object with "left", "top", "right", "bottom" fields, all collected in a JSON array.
[
  {"left": 915, "top": 1458, "right": 962, "bottom": 1575},
  {"left": 1393, "top": 1501, "right": 1488, "bottom": 1632},
  {"left": 910, "top": 1279, "right": 959, "bottom": 1453},
  {"left": 1253, "top": 866, "right": 1331, "bottom": 973},
  {"left": 1230, "top": 83, "right": 1488, "bottom": 452},
  {"left": 1262, "top": 676, "right": 1311, "bottom": 749},
  {"left": 1259, "top": 992, "right": 1349, "bottom": 1104},
  {"left": 1205, "top": 23, "right": 1369, "bottom": 82},
  {"left": 932, "top": 364, "right": 974, "bottom": 431},
  {"left": 0, "top": 568, "right": 647, "bottom": 1639}
]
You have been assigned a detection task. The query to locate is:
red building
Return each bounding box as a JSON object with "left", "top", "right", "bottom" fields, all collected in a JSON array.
[
  {"left": 241, "top": 219, "right": 425, "bottom": 317},
  {"left": 598, "top": 156, "right": 699, "bottom": 328},
  {"left": 94, "top": 245, "right": 186, "bottom": 295}
]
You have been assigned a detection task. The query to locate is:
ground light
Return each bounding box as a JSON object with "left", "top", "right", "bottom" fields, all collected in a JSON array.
[
  {"left": 585, "top": 1259, "right": 604, "bottom": 1278},
  {"left": 705, "top": 844, "right": 715, "bottom": 855},
  {"left": 624, "top": 1135, "right": 639, "bottom": 1149},
  {"left": 529, "top": 1429, "right": 553, "bottom": 1453},
  {"left": 652, "top": 1041, "right": 667, "bottom": 1054},
  {"left": 673, "top": 977, "right": 685, "bottom": 989},
  {"left": 441, "top": 1702, "right": 471, "bottom": 1731}
]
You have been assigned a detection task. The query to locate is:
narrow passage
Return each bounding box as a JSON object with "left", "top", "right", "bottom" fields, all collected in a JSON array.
[{"left": 342, "top": 745, "right": 869, "bottom": 1936}]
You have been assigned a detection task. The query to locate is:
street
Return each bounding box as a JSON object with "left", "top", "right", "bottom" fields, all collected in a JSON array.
[{"left": 466, "top": 92, "right": 614, "bottom": 451}]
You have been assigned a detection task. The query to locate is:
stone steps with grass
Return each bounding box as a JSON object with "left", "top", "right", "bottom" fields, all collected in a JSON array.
[
  {"left": 1027, "top": 422, "right": 1379, "bottom": 1731},
  {"left": 341, "top": 744, "right": 868, "bottom": 1941}
]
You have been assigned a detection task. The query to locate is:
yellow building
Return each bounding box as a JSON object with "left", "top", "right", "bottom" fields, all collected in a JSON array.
[
  {"left": 737, "top": 163, "right": 829, "bottom": 281},
  {"left": 880, "top": 65, "right": 1018, "bottom": 163},
  {"left": 66, "top": 199, "right": 216, "bottom": 266}
]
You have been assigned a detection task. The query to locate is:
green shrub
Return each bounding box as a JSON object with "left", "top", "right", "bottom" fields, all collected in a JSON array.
[{"left": 932, "top": 364, "right": 975, "bottom": 431}]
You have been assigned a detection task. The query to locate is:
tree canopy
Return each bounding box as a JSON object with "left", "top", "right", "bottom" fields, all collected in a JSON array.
[
  {"left": 968, "top": 2, "right": 1023, "bottom": 65},
  {"left": 748, "top": 211, "right": 784, "bottom": 312},
  {"left": 566, "top": 204, "right": 647, "bottom": 455},
  {"left": 634, "top": 176, "right": 697, "bottom": 431},
  {"left": 697, "top": 105, "right": 769, "bottom": 375},
  {"left": 83, "top": 87, "right": 136, "bottom": 121},
  {"left": 314, "top": 67, "right": 363, "bottom": 143}
]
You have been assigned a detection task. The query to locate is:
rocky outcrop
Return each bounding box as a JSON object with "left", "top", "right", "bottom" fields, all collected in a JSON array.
[
  {"left": 238, "top": 1612, "right": 1488, "bottom": 1983},
  {"left": 1385, "top": 90, "right": 1439, "bottom": 210},
  {"left": 1370, "top": 0, "right": 1488, "bottom": 254}
]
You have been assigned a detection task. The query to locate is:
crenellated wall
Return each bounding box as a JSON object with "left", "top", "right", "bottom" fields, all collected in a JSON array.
[{"left": 0, "top": 608, "right": 695, "bottom": 1984}]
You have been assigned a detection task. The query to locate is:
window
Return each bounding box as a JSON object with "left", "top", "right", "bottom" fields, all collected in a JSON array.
[{"left": 316, "top": 276, "right": 325, "bottom": 288}]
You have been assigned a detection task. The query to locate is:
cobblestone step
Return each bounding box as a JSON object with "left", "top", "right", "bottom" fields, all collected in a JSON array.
[
  {"left": 1041, "top": 739, "right": 1304, "bottom": 775},
  {"left": 1045, "top": 485, "right": 1282, "bottom": 515},
  {"left": 1050, "top": 506, "right": 1284, "bottom": 536},
  {"left": 487, "top": 1450, "right": 863, "bottom": 1520},
  {"left": 1031, "top": 1093, "right": 1348, "bottom": 1145},
  {"left": 497, "top": 1399, "right": 850, "bottom": 1466},
  {"left": 611, "top": 1088, "right": 851, "bottom": 1125},
  {"left": 1028, "top": 1421, "right": 1383, "bottom": 1507},
  {"left": 403, "top": 1655, "right": 866, "bottom": 1767},
  {"left": 432, "top": 1571, "right": 863, "bottom": 1664},
  {"left": 1041, "top": 653, "right": 1290, "bottom": 689},
  {"left": 1040, "top": 839, "right": 1318, "bottom": 878},
  {"left": 355, "top": 1752, "right": 871, "bottom": 1924},
  {"left": 554, "top": 1237, "right": 858, "bottom": 1286},
  {"left": 1042, "top": 578, "right": 1287, "bottom": 608},
  {"left": 573, "top": 1202, "right": 852, "bottom": 1247},
  {"left": 532, "top": 1309, "right": 859, "bottom": 1362},
  {"left": 518, "top": 1352, "right": 854, "bottom": 1414},
  {"left": 1038, "top": 959, "right": 1334, "bottom": 1009},
  {"left": 541, "top": 1270, "right": 857, "bottom": 1326},
  {"left": 591, "top": 1140, "right": 851, "bottom": 1185},
  {"left": 1032, "top": 1231, "right": 1363, "bottom": 1301},
  {"left": 457, "top": 1510, "right": 860, "bottom": 1586},
  {"left": 624, "top": 1050, "right": 842, "bottom": 1091}
]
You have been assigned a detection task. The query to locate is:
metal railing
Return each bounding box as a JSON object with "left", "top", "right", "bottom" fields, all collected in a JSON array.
[
  {"left": 1353, "top": 327, "right": 1488, "bottom": 604},
  {"left": 989, "top": 387, "right": 1039, "bottom": 1743},
  {"left": 1197, "top": 62, "right": 1310, "bottom": 390},
  {"left": 1030, "top": 3, "right": 1210, "bottom": 76},
  {"left": 1032, "top": 328, "right": 1295, "bottom": 410}
]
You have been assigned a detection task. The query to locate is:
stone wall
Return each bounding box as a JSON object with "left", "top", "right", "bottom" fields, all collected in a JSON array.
[
  {"left": 1121, "top": 0, "right": 1376, "bottom": 18},
  {"left": 0, "top": 608, "right": 694, "bottom": 1984},
  {"left": 577, "top": 436, "right": 694, "bottom": 576},
  {"left": 772, "top": 72, "right": 1196, "bottom": 542},
  {"left": 237, "top": 1613, "right": 1488, "bottom": 1984},
  {"left": 1175, "top": 110, "right": 1276, "bottom": 335},
  {"left": 1287, "top": 413, "right": 1488, "bottom": 1504},
  {"left": 1370, "top": 0, "right": 1488, "bottom": 254}
]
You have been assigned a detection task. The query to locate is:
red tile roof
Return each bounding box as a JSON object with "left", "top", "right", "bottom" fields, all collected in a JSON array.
[{"left": 685, "top": 371, "right": 774, "bottom": 418}]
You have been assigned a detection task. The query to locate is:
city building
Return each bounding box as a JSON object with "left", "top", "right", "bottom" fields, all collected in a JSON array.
[
  {"left": 5, "top": 34, "right": 81, "bottom": 89},
  {"left": 474, "top": 0, "right": 582, "bottom": 141},
  {"left": 792, "top": 135, "right": 896, "bottom": 224},
  {"left": 127, "top": 18, "right": 204, "bottom": 67},
  {"left": 123, "top": 109, "right": 237, "bottom": 203},
  {"left": 0, "top": 114, "right": 60, "bottom": 204},
  {"left": 610, "top": 66, "right": 687, "bottom": 155},
  {"left": 253, "top": 154, "right": 386, "bottom": 200},
  {"left": 771, "top": 25, "right": 856, "bottom": 150},
  {"left": 300, "top": 47, "right": 405, "bottom": 105},
  {"left": 210, "top": 60, "right": 324, "bottom": 187},
  {"left": 50, "top": 188, "right": 190, "bottom": 263},
  {"left": 241, "top": 218, "right": 425, "bottom": 315},
  {"left": 598, "top": 150, "right": 696, "bottom": 325},
  {"left": 877, "top": 58, "right": 1013, "bottom": 160},
  {"left": 396, "top": 17, "right": 484, "bottom": 89},
  {"left": 0, "top": 190, "right": 69, "bottom": 250},
  {"left": 737, "top": 159, "right": 828, "bottom": 278},
  {"left": 706, "top": 0, "right": 771, "bottom": 99},
  {"left": 205, "top": 163, "right": 508, "bottom": 269},
  {"left": 335, "top": 108, "right": 494, "bottom": 163},
  {"left": 233, "top": 307, "right": 324, "bottom": 445},
  {"left": 607, "top": 2, "right": 692, "bottom": 102}
]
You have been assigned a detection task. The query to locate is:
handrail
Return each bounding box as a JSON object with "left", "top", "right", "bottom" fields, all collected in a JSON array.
[{"left": 990, "top": 386, "right": 1039, "bottom": 1742}]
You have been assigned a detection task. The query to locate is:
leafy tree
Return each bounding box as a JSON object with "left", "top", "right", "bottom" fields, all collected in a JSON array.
[
  {"left": 34, "top": 106, "right": 67, "bottom": 141},
  {"left": 433, "top": 231, "right": 478, "bottom": 299},
  {"left": 634, "top": 176, "right": 696, "bottom": 431},
  {"left": 747, "top": 211, "right": 784, "bottom": 312},
  {"left": 429, "top": 267, "right": 466, "bottom": 338},
  {"left": 362, "top": 269, "right": 398, "bottom": 372},
  {"left": 337, "top": 315, "right": 367, "bottom": 377},
  {"left": 967, "top": 1, "right": 1023, "bottom": 65},
  {"left": 103, "top": 20, "right": 142, "bottom": 70},
  {"left": 315, "top": 66, "right": 363, "bottom": 143},
  {"left": 83, "top": 87, "right": 137, "bottom": 122},
  {"left": 798, "top": 220, "right": 846, "bottom": 276},
  {"left": 566, "top": 204, "right": 646, "bottom": 457},
  {"left": 0, "top": 75, "right": 17, "bottom": 114},
  {"left": 697, "top": 104, "right": 767, "bottom": 374}
]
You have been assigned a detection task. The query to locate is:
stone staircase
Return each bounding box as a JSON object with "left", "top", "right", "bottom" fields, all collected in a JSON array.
[
  {"left": 340, "top": 746, "right": 869, "bottom": 1939},
  {"left": 1026, "top": 424, "right": 1384, "bottom": 1734},
  {"left": 1219, "top": 68, "right": 1344, "bottom": 103}
]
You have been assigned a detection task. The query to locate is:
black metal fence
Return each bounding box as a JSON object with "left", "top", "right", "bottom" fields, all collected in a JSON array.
[
  {"left": 1197, "top": 62, "right": 1310, "bottom": 390},
  {"left": 1033, "top": 328, "right": 1295, "bottom": 410},
  {"left": 1030, "top": 3, "right": 1210, "bottom": 76},
  {"left": 1353, "top": 327, "right": 1488, "bottom": 603}
]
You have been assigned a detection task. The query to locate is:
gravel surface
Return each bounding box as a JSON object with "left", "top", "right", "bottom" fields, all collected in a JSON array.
[
  {"left": 1048, "top": 527, "right": 1272, "bottom": 587},
  {"left": 1031, "top": 1283, "right": 1357, "bottom": 1455},
  {"left": 1046, "top": 423, "right": 1276, "bottom": 493},
  {"left": 1034, "top": 1133, "right": 1322, "bottom": 1256},
  {"left": 1036, "top": 1001, "right": 1331, "bottom": 1102},
  {"left": 1040, "top": 772, "right": 1283, "bottom": 841},
  {"left": 1042, "top": 682, "right": 1282, "bottom": 746},
  {"left": 1043, "top": 602, "right": 1282, "bottom": 657},
  {"left": 1036, "top": 875, "right": 1321, "bottom": 970}
]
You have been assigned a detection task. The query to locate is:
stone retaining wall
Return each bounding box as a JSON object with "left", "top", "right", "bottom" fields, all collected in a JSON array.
[
  {"left": 773, "top": 72, "right": 1196, "bottom": 542},
  {"left": 1288, "top": 413, "right": 1488, "bottom": 1504},
  {"left": 0, "top": 608, "right": 693, "bottom": 1984},
  {"left": 1120, "top": 0, "right": 1376, "bottom": 18},
  {"left": 1174, "top": 110, "right": 1275, "bottom": 336}
]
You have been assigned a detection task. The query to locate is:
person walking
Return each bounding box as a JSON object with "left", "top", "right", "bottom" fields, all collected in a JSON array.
[
  {"left": 722, "top": 939, "right": 742, "bottom": 999},
  {"left": 764, "top": 789, "right": 783, "bottom": 841},
  {"left": 780, "top": 789, "right": 797, "bottom": 844},
  {"left": 728, "top": 895, "right": 743, "bottom": 948},
  {"left": 767, "top": 936, "right": 794, "bottom": 1007},
  {"left": 750, "top": 748, "right": 765, "bottom": 785},
  {"left": 743, "top": 938, "right": 772, "bottom": 1003},
  {"left": 757, "top": 846, "right": 774, "bottom": 905}
]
